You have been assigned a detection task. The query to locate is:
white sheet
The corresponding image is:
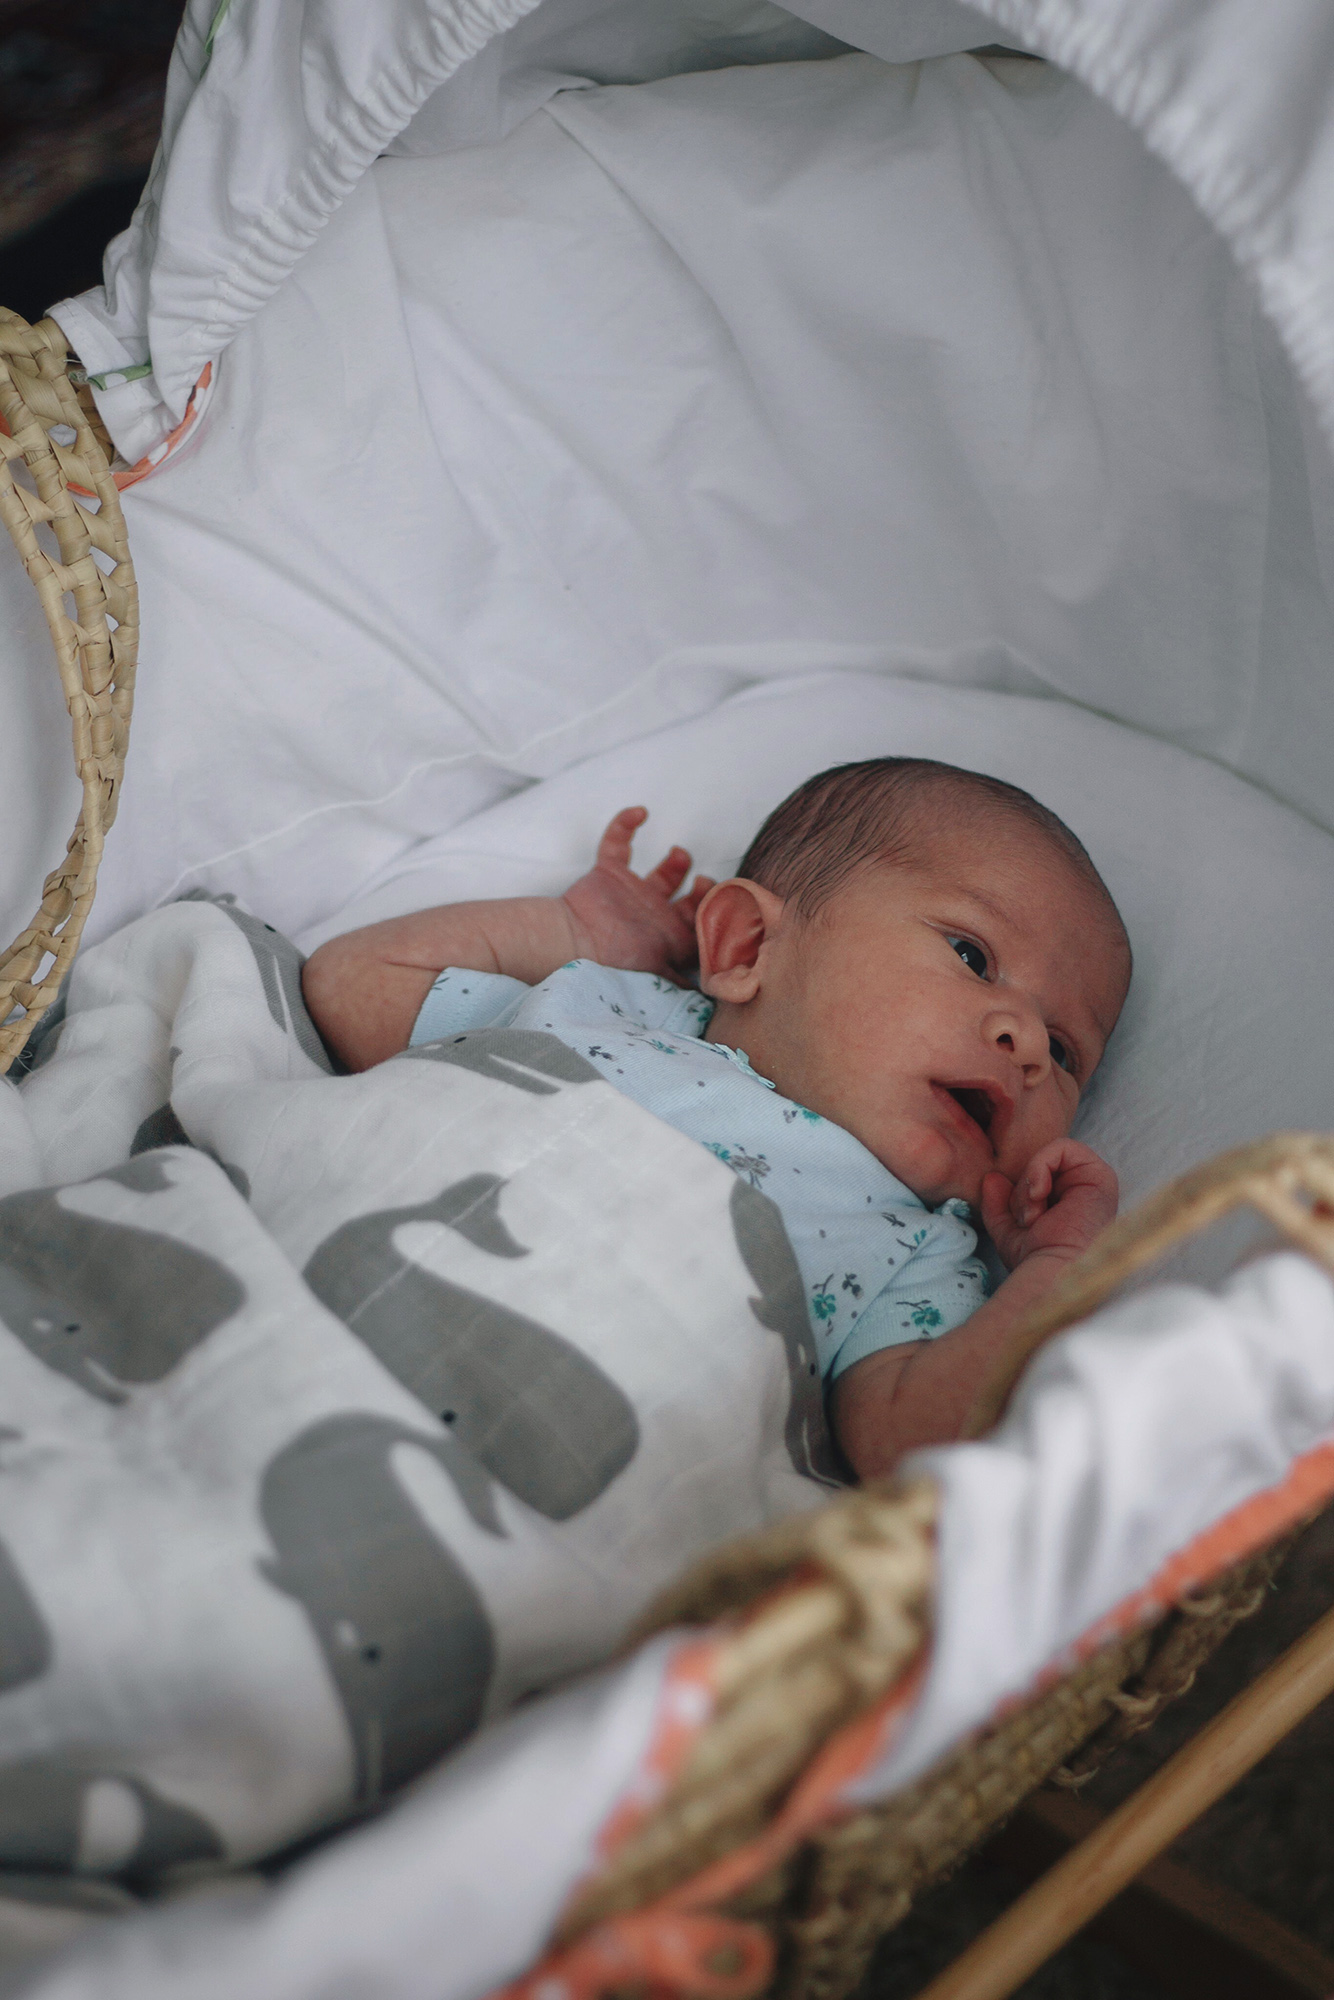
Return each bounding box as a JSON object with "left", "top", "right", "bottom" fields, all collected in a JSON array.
[
  {"left": 23, "top": 49, "right": 1334, "bottom": 980},
  {"left": 384, "top": 0, "right": 861, "bottom": 158},
  {"left": 868, "top": 1249, "right": 1334, "bottom": 1801},
  {"left": 51, "top": 0, "right": 1334, "bottom": 473},
  {"left": 48, "top": 0, "right": 993, "bottom": 451}
]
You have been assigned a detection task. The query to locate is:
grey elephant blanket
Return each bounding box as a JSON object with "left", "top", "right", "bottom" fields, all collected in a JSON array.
[{"left": 0, "top": 897, "right": 836, "bottom": 1886}]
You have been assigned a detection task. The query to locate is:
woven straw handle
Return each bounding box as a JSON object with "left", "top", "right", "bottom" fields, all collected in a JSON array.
[
  {"left": 963, "top": 1131, "right": 1334, "bottom": 1437},
  {"left": 0, "top": 307, "right": 138, "bottom": 1072}
]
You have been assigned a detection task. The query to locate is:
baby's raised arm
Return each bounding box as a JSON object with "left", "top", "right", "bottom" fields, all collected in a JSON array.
[{"left": 302, "top": 809, "right": 713, "bottom": 1071}]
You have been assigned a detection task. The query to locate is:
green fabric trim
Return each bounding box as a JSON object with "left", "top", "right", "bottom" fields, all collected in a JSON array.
[
  {"left": 202, "top": 0, "right": 235, "bottom": 74},
  {"left": 87, "top": 362, "right": 154, "bottom": 391}
]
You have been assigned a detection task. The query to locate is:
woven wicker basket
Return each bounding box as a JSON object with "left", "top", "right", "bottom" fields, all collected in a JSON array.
[
  {"left": 0, "top": 308, "right": 136, "bottom": 1074},
  {"left": 2, "top": 310, "right": 1332, "bottom": 2000},
  {"left": 552, "top": 1495, "right": 1295, "bottom": 2000}
]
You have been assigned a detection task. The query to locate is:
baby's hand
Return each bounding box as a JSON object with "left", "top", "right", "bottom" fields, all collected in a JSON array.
[
  {"left": 561, "top": 808, "right": 715, "bottom": 982},
  {"left": 980, "top": 1139, "right": 1117, "bottom": 1272}
]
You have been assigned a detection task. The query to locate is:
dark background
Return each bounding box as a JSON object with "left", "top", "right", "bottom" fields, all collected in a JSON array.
[{"left": 0, "top": 0, "right": 180, "bottom": 322}]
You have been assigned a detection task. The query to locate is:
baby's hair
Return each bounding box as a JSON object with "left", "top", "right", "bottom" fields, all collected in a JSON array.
[{"left": 739, "top": 757, "right": 1124, "bottom": 936}]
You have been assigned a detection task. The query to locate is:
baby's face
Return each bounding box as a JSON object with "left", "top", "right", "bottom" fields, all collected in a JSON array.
[{"left": 741, "top": 826, "right": 1129, "bottom": 1208}]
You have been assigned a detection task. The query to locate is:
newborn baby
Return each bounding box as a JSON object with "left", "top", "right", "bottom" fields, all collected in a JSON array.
[{"left": 303, "top": 759, "right": 1130, "bottom": 1480}]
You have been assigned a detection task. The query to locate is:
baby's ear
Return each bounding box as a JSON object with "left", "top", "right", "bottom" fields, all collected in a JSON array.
[{"left": 696, "top": 880, "right": 782, "bottom": 1002}]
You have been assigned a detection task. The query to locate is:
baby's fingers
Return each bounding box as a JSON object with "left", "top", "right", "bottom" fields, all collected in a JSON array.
[
  {"left": 595, "top": 806, "right": 648, "bottom": 871},
  {"left": 645, "top": 845, "right": 693, "bottom": 899},
  {"left": 1013, "top": 1158, "right": 1053, "bottom": 1229},
  {"left": 677, "top": 874, "right": 717, "bottom": 922},
  {"left": 980, "top": 1171, "right": 1016, "bottom": 1243}
]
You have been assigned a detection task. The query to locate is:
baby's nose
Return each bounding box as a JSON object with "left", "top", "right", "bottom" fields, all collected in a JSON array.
[{"left": 986, "top": 1006, "right": 1050, "bottom": 1076}]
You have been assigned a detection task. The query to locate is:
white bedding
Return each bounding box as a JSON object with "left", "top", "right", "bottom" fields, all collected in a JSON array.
[
  {"left": 54, "top": 0, "right": 1334, "bottom": 472},
  {"left": 23, "top": 48, "right": 1334, "bottom": 977}
]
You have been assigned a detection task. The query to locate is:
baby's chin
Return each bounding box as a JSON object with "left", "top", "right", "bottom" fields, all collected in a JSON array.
[{"left": 870, "top": 1124, "right": 984, "bottom": 1213}]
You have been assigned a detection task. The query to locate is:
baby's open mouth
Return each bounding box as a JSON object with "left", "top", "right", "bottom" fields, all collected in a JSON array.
[{"left": 942, "top": 1085, "right": 994, "bottom": 1137}]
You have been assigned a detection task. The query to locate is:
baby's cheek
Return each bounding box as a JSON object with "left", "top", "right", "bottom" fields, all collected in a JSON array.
[
  {"left": 1004, "top": 1101, "right": 1068, "bottom": 1179},
  {"left": 1046, "top": 1076, "right": 1080, "bottom": 1136}
]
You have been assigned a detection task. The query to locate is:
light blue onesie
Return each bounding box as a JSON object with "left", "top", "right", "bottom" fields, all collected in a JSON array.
[{"left": 412, "top": 962, "right": 989, "bottom": 1380}]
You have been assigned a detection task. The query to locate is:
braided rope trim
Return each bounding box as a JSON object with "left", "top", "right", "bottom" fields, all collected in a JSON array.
[
  {"left": 0, "top": 308, "right": 138, "bottom": 1073},
  {"left": 1051, "top": 1534, "right": 1294, "bottom": 1785},
  {"left": 775, "top": 1625, "right": 1157, "bottom": 2000}
]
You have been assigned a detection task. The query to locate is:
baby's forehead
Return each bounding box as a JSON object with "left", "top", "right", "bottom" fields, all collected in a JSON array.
[{"left": 885, "top": 816, "right": 1092, "bottom": 902}]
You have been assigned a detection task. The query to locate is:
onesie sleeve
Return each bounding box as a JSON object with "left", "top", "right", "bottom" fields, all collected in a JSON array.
[
  {"left": 410, "top": 968, "right": 531, "bottom": 1044},
  {"left": 827, "top": 1202, "right": 990, "bottom": 1381}
]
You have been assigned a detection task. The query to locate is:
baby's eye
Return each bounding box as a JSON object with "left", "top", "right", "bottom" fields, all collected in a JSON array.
[
  {"left": 948, "top": 937, "right": 988, "bottom": 979},
  {"left": 1049, "top": 1035, "right": 1073, "bottom": 1073}
]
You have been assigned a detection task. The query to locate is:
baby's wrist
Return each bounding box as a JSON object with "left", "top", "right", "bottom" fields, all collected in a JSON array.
[
  {"left": 1009, "top": 1240, "right": 1088, "bottom": 1280},
  {"left": 554, "top": 894, "right": 597, "bottom": 962},
  {"left": 473, "top": 896, "right": 585, "bottom": 986},
  {"left": 557, "top": 890, "right": 671, "bottom": 976}
]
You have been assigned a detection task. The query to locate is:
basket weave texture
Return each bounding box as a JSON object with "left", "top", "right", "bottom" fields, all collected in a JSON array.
[
  {"left": 0, "top": 306, "right": 136, "bottom": 1072},
  {"left": 773, "top": 1538, "right": 1289, "bottom": 2000}
]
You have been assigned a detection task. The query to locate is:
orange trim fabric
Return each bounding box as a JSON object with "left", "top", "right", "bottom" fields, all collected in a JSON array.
[
  {"left": 112, "top": 362, "right": 213, "bottom": 490},
  {"left": 659, "top": 1648, "right": 930, "bottom": 1918},
  {"left": 1066, "top": 1434, "right": 1334, "bottom": 1671},
  {"left": 52, "top": 363, "right": 215, "bottom": 502},
  {"left": 593, "top": 1635, "right": 721, "bottom": 1866},
  {"left": 498, "top": 1649, "right": 930, "bottom": 2000},
  {"left": 495, "top": 1911, "right": 773, "bottom": 2000}
]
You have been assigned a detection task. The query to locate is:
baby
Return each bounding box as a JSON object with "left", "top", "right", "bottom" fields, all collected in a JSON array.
[{"left": 302, "top": 759, "right": 1131, "bottom": 1480}]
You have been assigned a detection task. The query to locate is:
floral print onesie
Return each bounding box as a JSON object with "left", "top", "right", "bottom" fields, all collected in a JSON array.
[{"left": 412, "top": 961, "right": 989, "bottom": 1380}]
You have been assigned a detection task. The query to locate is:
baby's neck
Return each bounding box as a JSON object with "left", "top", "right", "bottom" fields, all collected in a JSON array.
[
  {"left": 702, "top": 997, "right": 787, "bottom": 1088},
  {"left": 701, "top": 998, "right": 748, "bottom": 1053}
]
